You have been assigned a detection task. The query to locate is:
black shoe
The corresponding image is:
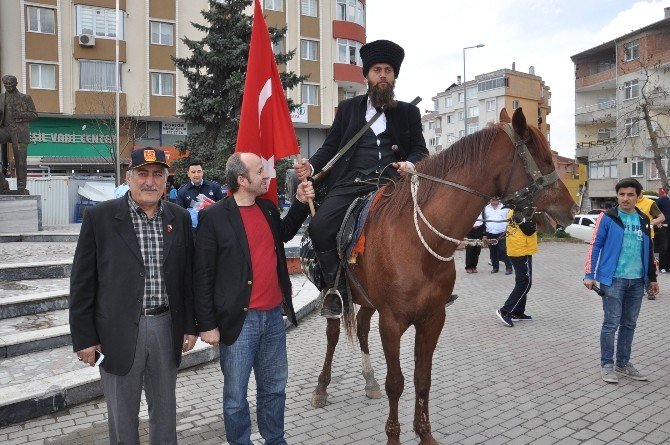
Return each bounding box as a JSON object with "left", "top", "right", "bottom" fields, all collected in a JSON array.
[
  {"left": 511, "top": 313, "right": 532, "bottom": 321},
  {"left": 446, "top": 294, "right": 459, "bottom": 307},
  {"left": 496, "top": 309, "right": 514, "bottom": 327},
  {"left": 491, "top": 269, "right": 499, "bottom": 274},
  {"left": 505, "top": 268, "right": 513, "bottom": 275},
  {"left": 320, "top": 290, "right": 343, "bottom": 318}
]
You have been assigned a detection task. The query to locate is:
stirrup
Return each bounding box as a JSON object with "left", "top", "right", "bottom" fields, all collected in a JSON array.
[{"left": 321, "top": 288, "right": 344, "bottom": 319}]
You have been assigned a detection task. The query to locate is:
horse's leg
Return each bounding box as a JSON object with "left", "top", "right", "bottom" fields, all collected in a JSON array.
[
  {"left": 379, "top": 314, "right": 409, "bottom": 445},
  {"left": 357, "top": 306, "right": 382, "bottom": 399},
  {"left": 310, "top": 317, "right": 340, "bottom": 408},
  {"left": 413, "top": 310, "right": 446, "bottom": 445}
]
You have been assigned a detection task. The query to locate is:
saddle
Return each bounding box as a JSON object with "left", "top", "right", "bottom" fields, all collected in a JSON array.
[{"left": 299, "top": 190, "right": 383, "bottom": 290}]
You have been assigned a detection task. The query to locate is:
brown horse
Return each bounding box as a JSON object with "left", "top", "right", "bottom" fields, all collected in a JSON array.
[{"left": 309, "top": 108, "right": 577, "bottom": 444}]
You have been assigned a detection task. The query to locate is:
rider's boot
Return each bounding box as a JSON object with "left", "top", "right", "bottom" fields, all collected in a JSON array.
[{"left": 316, "top": 249, "right": 348, "bottom": 318}]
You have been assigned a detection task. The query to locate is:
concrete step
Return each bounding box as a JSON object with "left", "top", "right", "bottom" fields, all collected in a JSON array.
[
  {"left": 0, "top": 259, "right": 72, "bottom": 281},
  {"left": 0, "top": 278, "right": 70, "bottom": 319},
  {"left": 0, "top": 275, "right": 321, "bottom": 427},
  {"left": 0, "top": 233, "right": 80, "bottom": 243},
  {"left": 0, "top": 309, "right": 71, "bottom": 358}
]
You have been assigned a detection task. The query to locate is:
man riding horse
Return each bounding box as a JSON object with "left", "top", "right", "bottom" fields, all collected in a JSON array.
[{"left": 295, "top": 39, "right": 428, "bottom": 318}]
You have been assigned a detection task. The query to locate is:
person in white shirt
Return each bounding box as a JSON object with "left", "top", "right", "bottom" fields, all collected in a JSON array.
[{"left": 483, "top": 196, "right": 513, "bottom": 274}]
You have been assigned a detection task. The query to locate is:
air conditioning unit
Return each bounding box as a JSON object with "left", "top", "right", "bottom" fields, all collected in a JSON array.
[{"left": 78, "top": 34, "right": 95, "bottom": 47}]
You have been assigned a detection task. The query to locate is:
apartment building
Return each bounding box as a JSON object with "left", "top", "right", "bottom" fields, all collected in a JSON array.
[
  {"left": 571, "top": 8, "right": 670, "bottom": 209},
  {"left": 423, "top": 65, "right": 551, "bottom": 153},
  {"left": 0, "top": 0, "right": 367, "bottom": 177}
]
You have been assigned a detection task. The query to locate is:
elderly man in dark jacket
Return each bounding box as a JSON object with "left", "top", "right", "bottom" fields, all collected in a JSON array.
[{"left": 295, "top": 39, "right": 428, "bottom": 317}]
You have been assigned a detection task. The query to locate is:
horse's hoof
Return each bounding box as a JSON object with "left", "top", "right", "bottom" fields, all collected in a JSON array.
[
  {"left": 365, "top": 387, "right": 383, "bottom": 399},
  {"left": 418, "top": 435, "right": 439, "bottom": 445},
  {"left": 310, "top": 391, "right": 328, "bottom": 408}
]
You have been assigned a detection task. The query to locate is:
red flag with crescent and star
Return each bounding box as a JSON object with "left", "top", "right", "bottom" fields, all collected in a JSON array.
[{"left": 235, "top": 0, "right": 300, "bottom": 205}]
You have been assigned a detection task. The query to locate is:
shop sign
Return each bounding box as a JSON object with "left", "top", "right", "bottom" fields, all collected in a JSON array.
[
  {"left": 162, "top": 122, "right": 187, "bottom": 135},
  {"left": 290, "top": 105, "right": 308, "bottom": 123}
]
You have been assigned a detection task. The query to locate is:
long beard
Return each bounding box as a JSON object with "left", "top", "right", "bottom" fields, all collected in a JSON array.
[{"left": 368, "top": 81, "right": 397, "bottom": 109}]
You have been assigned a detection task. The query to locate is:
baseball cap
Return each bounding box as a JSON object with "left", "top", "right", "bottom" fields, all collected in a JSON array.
[{"left": 129, "top": 147, "right": 170, "bottom": 169}]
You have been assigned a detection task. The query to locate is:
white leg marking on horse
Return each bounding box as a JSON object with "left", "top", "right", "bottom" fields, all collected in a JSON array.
[{"left": 362, "top": 353, "right": 373, "bottom": 374}]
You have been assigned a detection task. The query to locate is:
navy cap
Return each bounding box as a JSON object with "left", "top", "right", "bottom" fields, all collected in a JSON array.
[{"left": 129, "top": 147, "right": 170, "bottom": 169}]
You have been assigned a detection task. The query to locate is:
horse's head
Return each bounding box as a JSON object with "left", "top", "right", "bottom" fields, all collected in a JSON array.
[{"left": 497, "top": 107, "right": 577, "bottom": 233}]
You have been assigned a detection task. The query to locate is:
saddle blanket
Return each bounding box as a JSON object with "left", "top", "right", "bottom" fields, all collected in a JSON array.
[{"left": 337, "top": 188, "right": 385, "bottom": 264}]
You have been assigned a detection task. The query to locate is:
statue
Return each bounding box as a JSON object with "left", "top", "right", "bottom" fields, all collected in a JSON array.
[{"left": 0, "top": 74, "right": 38, "bottom": 195}]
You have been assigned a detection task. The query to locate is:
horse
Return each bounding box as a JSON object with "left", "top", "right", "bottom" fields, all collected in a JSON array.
[{"left": 308, "top": 107, "right": 577, "bottom": 445}]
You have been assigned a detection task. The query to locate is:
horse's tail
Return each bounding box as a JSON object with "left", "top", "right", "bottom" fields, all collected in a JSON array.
[{"left": 342, "top": 300, "right": 357, "bottom": 344}]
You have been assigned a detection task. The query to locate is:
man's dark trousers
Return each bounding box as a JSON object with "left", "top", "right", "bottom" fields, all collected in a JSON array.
[
  {"left": 465, "top": 225, "right": 484, "bottom": 270},
  {"left": 487, "top": 232, "right": 512, "bottom": 271},
  {"left": 501, "top": 255, "right": 532, "bottom": 315}
]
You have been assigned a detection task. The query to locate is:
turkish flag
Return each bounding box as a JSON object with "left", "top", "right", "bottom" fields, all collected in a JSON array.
[{"left": 235, "top": 0, "right": 300, "bottom": 205}]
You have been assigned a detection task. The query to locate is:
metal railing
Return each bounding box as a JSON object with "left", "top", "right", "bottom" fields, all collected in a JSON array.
[{"left": 575, "top": 100, "right": 616, "bottom": 115}]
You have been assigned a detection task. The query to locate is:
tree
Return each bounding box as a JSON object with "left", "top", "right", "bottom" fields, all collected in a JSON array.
[{"left": 172, "top": 0, "right": 306, "bottom": 187}]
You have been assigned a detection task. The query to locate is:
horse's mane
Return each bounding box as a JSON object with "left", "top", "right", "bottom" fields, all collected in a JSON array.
[{"left": 373, "top": 124, "right": 503, "bottom": 220}]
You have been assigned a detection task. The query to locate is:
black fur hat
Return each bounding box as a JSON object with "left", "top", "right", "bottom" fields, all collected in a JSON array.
[{"left": 360, "top": 39, "right": 405, "bottom": 78}]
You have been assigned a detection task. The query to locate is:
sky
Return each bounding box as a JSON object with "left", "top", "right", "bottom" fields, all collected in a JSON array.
[{"left": 365, "top": 0, "right": 670, "bottom": 157}]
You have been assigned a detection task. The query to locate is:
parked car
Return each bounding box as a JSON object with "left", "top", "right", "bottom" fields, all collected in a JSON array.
[
  {"left": 565, "top": 214, "right": 599, "bottom": 242},
  {"left": 587, "top": 208, "right": 606, "bottom": 215}
]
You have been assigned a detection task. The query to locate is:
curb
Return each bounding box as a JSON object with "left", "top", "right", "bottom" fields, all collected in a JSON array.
[
  {"left": 0, "top": 260, "right": 72, "bottom": 281},
  {"left": 0, "top": 233, "right": 80, "bottom": 243}
]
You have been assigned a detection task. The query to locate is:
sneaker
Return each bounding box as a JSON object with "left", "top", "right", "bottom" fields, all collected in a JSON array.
[
  {"left": 496, "top": 309, "right": 514, "bottom": 327},
  {"left": 648, "top": 294, "right": 656, "bottom": 300},
  {"left": 661, "top": 269, "right": 667, "bottom": 273},
  {"left": 614, "top": 362, "right": 648, "bottom": 381},
  {"left": 505, "top": 268, "right": 513, "bottom": 275},
  {"left": 511, "top": 313, "right": 533, "bottom": 321},
  {"left": 491, "top": 269, "right": 499, "bottom": 274},
  {"left": 601, "top": 364, "right": 618, "bottom": 383}
]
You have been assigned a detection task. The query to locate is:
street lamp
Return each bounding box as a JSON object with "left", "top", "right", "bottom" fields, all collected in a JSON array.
[{"left": 463, "top": 44, "right": 485, "bottom": 138}]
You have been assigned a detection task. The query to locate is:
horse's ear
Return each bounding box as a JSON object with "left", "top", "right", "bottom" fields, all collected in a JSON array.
[
  {"left": 499, "top": 108, "right": 511, "bottom": 123},
  {"left": 512, "top": 107, "right": 528, "bottom": 137}
]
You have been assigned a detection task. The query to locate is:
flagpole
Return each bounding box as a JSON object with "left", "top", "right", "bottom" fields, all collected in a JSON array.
[{"left": 296, "top": 154, "right": 315, "bottom": 215}]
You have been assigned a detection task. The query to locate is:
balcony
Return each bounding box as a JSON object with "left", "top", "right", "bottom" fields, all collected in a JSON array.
[
  {"left": 575, "top": 100, "right": 616, "bottom": 125},
  {"left": 575, "top": 146, "right": 589, "bottom": 161},
  {"left": 576, "top": 138, "right": 617, "bottom": 149},
  {"left": 575, "top": 67, "right": 615, "bottom": 91}
]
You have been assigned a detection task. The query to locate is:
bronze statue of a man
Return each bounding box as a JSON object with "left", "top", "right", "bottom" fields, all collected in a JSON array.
[{"left": 0, "top": 74, "right": 38, "bottom": 194}]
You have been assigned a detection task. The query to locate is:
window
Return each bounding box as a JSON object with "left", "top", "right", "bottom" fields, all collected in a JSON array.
[
  {"left": 264, "top": 0, "right": 283, "bottom": 11},
  {"left": 336, "top": 39, "right": 362, "bottom": 66},
  {"left": 76, "top": 5, "right": 124, "bottom": 39},
  {"left": 151, "top": 73, "right": 174, "bottom": 96},
  {"left": 589, "top": 160, "right": 618, "bottom": 179},
  {"left": 468, "top": 106, "right": 479, "bottom": 118},
  {"left": 458, "top": 92, "right": 464, "bottom": 103},
  {"left": 650, "top": 159, "right": 668, "bottom": 180},
  {"left": 459, "top": 130, "right": 466, "bottom": 138},
  {"left": 150, "top": 22, "right": 173, "bottom": 46},
  {"left": 478, "top": 76, "right": 508, "bottom": 92},
  {"left": 272, "top": 38, "right": 285, "bottom": 55},
  {"left": 428, "top": 121, "right": 435, "bottom": 130},
  {"left": 624, "top": 40, "right": 639, "bottom": 62},
  {"left": 302, "top": 83, "right": 319, "bottom": 105},
  {"left": 446, "top": 114, "right": 454, "bottom": 124},
  {"left": 343, "top": 90, "right": 355, "bottom": 100},
  {"left": 625, "top": 118, "right": 639, "bottom": 137},
  {"left": 433, "top": 99, "right": 439, "bottom": 111},
  {"left": 486, "top": 99, "right": 496, "bottom": 112},
  {"left": 458, "top": 111, "right": 465, "bottom": 121},
  {"left": 446, "top": 96, "right": 452, "bottom": 107},
  {"left": 336, "top": 0, "right": 365, "bottom": 26},
  {"left": 624, "top": 79, "right": 639, "bottom": 100},
  {"left": 631, "top": 159, "right": 644, "bottom": 177},
  {"left": 27, "top": 6, "right": 55, "bottom": 34},
  {"left": 301, "top": 0, "right": 317, "bottom": 16},
  {"left": 79, "top": 60, "right": 121, "bottom": 91},
  {"left": 467, "top": 124, "right": 478, "bottom": 135},
  {"left": 512, "top": 100, "right": 520, "bottom": 109},
  {"left": 29, "top": 64, "right": 56, "bottom": 89},
  {"left": 597, "top": 128, "right": 611, "bottom": 141},
  {"left": 301, "top": 39, "right": 318, "bottom": 60}
]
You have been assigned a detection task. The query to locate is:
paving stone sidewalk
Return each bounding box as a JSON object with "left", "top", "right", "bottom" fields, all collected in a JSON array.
[{"left": 2, "top": 242, "right": 670, "bottom": 444}]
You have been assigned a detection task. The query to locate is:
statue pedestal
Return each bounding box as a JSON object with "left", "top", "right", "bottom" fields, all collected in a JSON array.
[{"left": 0, "top": 195, "right": 42, "bottom": 233}]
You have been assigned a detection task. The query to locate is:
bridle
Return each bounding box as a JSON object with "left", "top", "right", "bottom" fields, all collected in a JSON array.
[{"left": 408, "top": 123, "right": 560, "bottom": 262}]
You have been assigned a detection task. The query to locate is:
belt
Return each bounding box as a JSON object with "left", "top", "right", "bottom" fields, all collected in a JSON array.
[{"left": 142, "top": 306, "right": 169, "bottom": 316}]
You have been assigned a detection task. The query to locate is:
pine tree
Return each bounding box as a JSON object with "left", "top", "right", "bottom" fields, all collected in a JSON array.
[{"left": 172, "top": 0, "right": 306, "bottom": 187}]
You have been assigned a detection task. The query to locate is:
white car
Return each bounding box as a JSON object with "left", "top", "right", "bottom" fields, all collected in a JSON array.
[{"left": 565, "top": 214, "right": 599, "bottom": 242}]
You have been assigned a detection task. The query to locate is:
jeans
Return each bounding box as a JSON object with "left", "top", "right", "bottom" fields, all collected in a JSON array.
[
  {"left": 219, "top": 306, "right": 288, "bottom": 445},
  {"left": 501, "top": 255, "right": 532, "bottom": 315},
  {"left": 486, "top": 232, "right": 512, "bottom": 271},
  {"left": 600, "top": 277, "right": 644, "bottom": 367}
]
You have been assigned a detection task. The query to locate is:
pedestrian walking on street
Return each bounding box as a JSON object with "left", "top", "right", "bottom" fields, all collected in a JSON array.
[
  {"left": 496, "top": 209, "right": 537, "bottom": 327},
  {"left": 583, "top": 177, "right": 658, "bottom": 384},
  {"left": 654, "top": 190, "right": 670, "bottom": 275},
  {"left": 483, "top": 196, "right": 513, "bottom": 274},
  {"left": 193, "top": 153, "right": 314, "bottom": 445},
  {"left": 465, "top": 212, "right": 484, "bottom": 273},
  {"left": 69, "top": 147, "right": 197, "bottom": 445}
]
